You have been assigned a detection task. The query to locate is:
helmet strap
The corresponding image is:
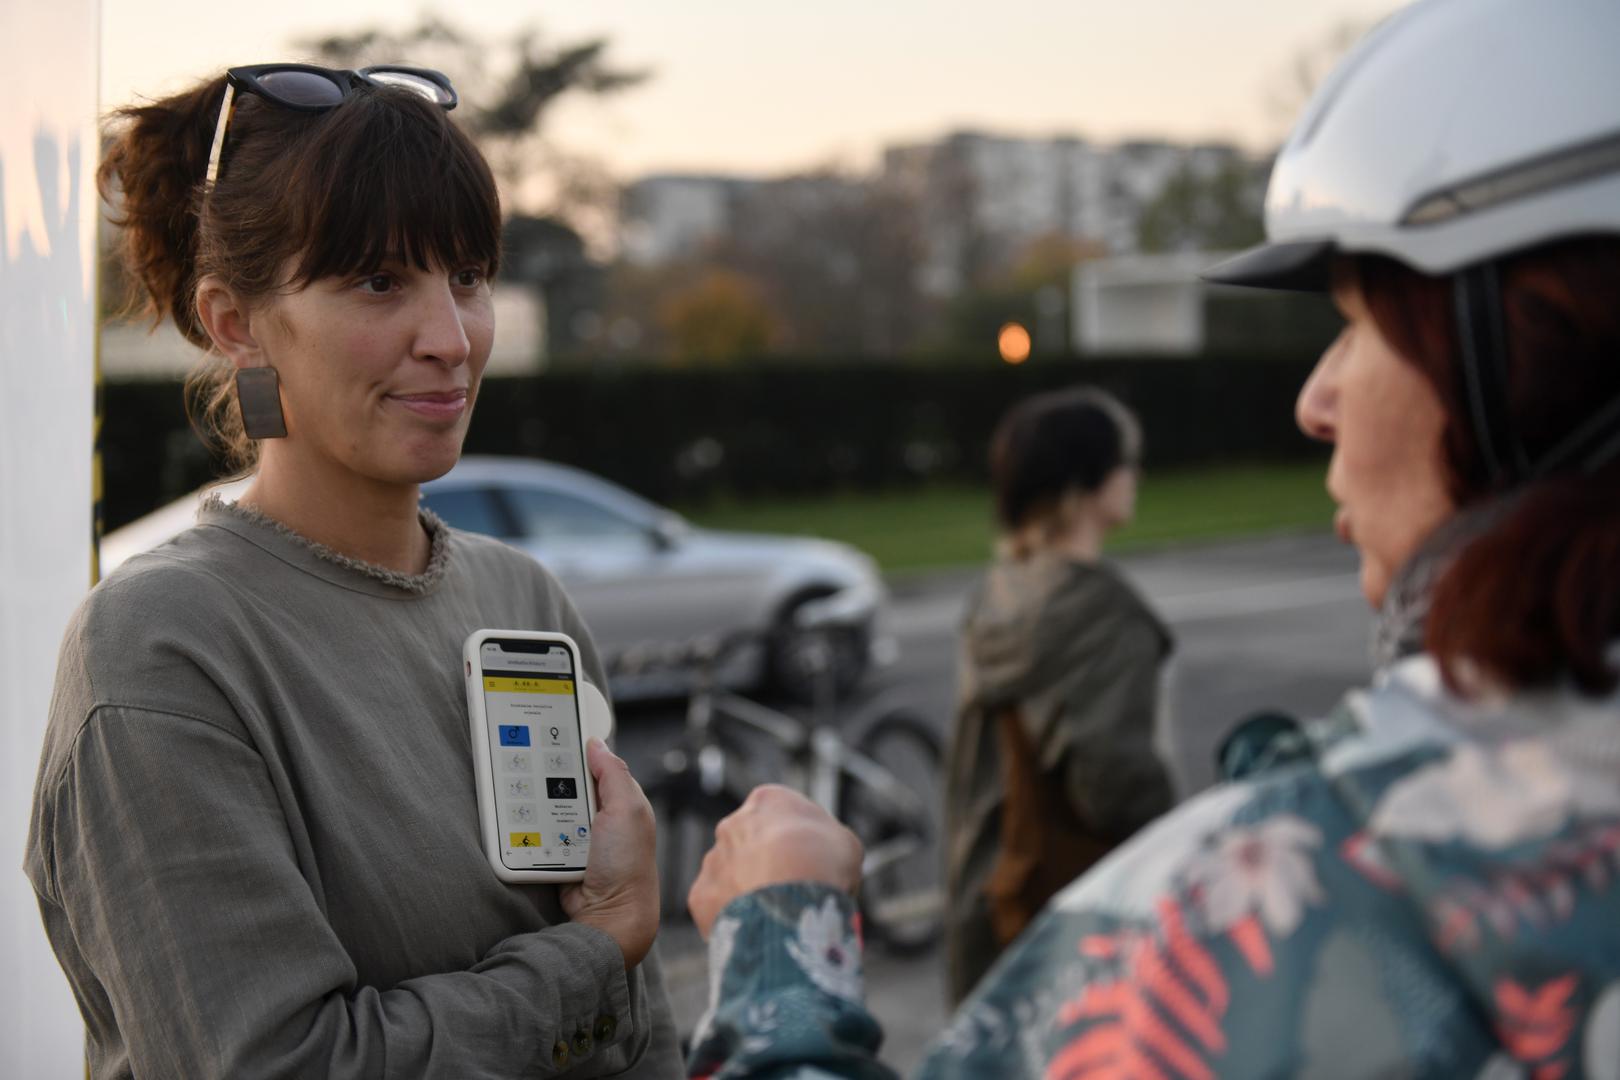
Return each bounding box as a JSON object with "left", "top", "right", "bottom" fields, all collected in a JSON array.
[
  {"left": 1532, "top": 392, "right": 1620, "bottom": 477},
  {"left": 1452, "top": 262, "right": 1620, "bottom": 482},
  {"left": 1452, "top": 264, "right": 1530, "bottom": 487}
]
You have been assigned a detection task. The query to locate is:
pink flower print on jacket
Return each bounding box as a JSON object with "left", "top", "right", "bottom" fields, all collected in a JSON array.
[{"left": 1182, "top": 815, "right": 1325, "bottom": 975}]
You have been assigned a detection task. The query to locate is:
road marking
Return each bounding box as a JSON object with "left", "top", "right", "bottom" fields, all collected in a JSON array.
[
  {"left": 1155, "top": 573, "right": 1364, "bottom": 623},
  {"left": 888, "top": 572, "right": 1363, "bottom": 635},
  {"left": 885, "top": 595, "right": 968, "bottom": 636}
]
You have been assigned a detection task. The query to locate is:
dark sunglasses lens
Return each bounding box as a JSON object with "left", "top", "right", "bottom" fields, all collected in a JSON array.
[
  {"left": 256, "top": 70, "right": 346, "bottom": 107},
  {"left": 366, "top": 70, "right": 454, "bottom": 106}
]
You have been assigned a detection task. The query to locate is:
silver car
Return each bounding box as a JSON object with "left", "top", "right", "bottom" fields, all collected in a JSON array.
[
  {"left": 100, "top": 456, "right": 891, "bottom": 701},
  {"left": 421, "top": 457, "right": 890, "bottom": 701}
]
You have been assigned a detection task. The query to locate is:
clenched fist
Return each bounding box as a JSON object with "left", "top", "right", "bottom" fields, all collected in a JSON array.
[{"left": 687, "top": 784, "right": 863, "bottom": 938}]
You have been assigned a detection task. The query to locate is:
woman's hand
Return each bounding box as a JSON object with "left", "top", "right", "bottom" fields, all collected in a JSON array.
[
  {"left": 560, "top": 739, "right": 660, "bottom": 970},
  {"left": 687, "top": 784, "right": 863, "bottom": 938}
]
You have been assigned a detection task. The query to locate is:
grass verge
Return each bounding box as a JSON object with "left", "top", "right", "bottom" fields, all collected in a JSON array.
[{"left": 680, "top": 460, "right": 1335, "bottom": 574}]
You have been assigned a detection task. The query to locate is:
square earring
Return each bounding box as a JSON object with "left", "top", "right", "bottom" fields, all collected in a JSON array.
[{"left": 235, "top": 367, "right": 288, "bottom": 439}]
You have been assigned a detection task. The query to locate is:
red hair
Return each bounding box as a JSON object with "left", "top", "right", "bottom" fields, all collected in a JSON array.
[{"left": 1357, "top": 239, "right": 1620, "bottom": 695}]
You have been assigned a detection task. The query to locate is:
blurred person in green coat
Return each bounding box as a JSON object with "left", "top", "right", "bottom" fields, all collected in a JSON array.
[{"left": 945, "top": 387, "right": 1175, "bottom": 1003}]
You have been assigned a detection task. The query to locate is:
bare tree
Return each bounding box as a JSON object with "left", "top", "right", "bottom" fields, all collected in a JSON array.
[
  {"left": 710, "top": 171, "right": 929, "bottom": 356},
  {"left": 657, "top": 269, "right": 783, "bottom": 364},
  {"left": 1263, "top": 17, "right": 1383, "bottom": 144},
  {"left": 1136, "top": 155, "right": 1268, "bottom": 254},
  {"left": 296, "top": 16, "right": 646, "bottom": 220}
]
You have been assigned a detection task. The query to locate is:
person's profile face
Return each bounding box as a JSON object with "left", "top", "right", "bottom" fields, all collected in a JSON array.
[
  {"left": 1296, "top": 276, "right": 1455, "bottom": 608},
  {"left": 1096, "top": 465, "right": 1138, "bottom": 529},
  {"left": 253, "top": 254, "right": 495, "bottom": 487}
]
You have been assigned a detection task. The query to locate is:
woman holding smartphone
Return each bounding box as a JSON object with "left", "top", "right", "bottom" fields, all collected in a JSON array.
[
  {"left": 25, "top": 65, "right": 675, "bottom": 1078},
  {"left": 662, "top": 0, "right": 1620, "bottom": 1075}
]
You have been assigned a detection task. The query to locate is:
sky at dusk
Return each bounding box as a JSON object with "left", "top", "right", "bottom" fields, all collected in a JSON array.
[{"left": 104, "top": 0, "right": 1399, "bottom": 180}]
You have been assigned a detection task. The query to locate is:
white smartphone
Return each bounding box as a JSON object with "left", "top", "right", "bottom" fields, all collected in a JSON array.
[{"left": 463, "top": 629, "right": 608, "bottom": 883}]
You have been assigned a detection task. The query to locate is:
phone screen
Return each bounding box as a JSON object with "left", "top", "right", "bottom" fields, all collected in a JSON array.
[{"left": 478, "top": 638, "right": 591, "bottom": 871}]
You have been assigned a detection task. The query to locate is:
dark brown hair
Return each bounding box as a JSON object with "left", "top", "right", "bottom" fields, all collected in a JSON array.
[
  {"left": 990, "top": 386, "right": 1141, "bottom": 534},
  {"left": 99, "top": 72, "right": 501, "bottom": 472},
  {"left": 1357, "top": 238, "right": 1620, "bottom": 695}
]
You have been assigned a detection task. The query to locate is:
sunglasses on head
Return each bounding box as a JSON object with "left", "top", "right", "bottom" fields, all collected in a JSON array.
[{"left": 205, "top": 63, "right": 459, "bottom": 189}]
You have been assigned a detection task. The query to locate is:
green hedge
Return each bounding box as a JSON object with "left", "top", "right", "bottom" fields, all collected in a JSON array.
[{"left": 104, "top": 354, "right": 1321, "bottom": 531}]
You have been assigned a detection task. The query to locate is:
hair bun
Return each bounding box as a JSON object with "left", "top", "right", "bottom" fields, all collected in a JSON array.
[{"left": 98, "top": 75, "right": 228, "bottom": 348}]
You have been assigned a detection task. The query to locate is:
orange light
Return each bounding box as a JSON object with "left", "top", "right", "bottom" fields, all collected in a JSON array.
[{"left": 998, "top": 322, "right": 1032, "bottom": 365}]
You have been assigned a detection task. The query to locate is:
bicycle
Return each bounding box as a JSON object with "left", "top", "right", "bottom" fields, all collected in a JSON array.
[{"left": 609, "top": 595, "right": 946, "bottom": 954}]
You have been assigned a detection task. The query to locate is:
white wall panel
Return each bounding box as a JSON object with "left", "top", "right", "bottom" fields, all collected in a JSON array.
[{"left": 0, "top": 0, "right": 100, "bottom": 1074}]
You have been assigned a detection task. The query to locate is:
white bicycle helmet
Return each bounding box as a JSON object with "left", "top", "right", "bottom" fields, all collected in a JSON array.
[{"left": 1205, "top": 0, "right": 1620, "bottom": 483}]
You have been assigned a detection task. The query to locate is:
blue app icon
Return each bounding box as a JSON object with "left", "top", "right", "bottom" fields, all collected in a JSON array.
[
  {"left": 498, "top": 725, "right": 531, "bottom": 747},
  {"left": 577, "top": 826, "right": 588, "bottom": 837}
]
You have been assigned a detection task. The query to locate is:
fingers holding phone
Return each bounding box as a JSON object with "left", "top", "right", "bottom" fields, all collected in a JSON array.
[
  {"left": 559, "top": 738, "right": 660, "bottom": 969},
  {"left": 464, "top": 630, "right": 656, "bottom": 968}
]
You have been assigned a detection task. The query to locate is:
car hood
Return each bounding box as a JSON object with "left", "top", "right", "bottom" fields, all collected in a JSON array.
[
  {"left": 506, "top": 524, "right": 873, "bottom": 576},
  {"left": 679, "top": 527, "right": 871, "bottom": 570},
  {"left": 503, "top": 524, "right": 880, "bottom": 595}
]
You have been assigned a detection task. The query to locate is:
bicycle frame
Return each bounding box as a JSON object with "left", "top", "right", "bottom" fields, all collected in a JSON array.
[
  {"left": 632, "top": 616, "right": 944, "bottom": 948},
  {"left": 689, "top": 685, "right": 933, "bottom": 878}
]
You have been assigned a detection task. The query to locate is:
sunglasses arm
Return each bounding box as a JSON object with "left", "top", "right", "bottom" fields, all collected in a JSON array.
[{"left": 203, "top": 82, "right": 237, "bottom": 191}]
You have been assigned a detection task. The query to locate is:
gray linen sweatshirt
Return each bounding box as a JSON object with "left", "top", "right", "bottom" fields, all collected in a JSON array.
[{"left": 24, "top": 500, "right": 682, "bottom": 1079}]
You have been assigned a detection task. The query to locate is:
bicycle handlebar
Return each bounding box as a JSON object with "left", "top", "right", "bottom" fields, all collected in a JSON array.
[
  {"left": 791, "top": 580, "right": 880, "bottom": 631},
  {"left": 603, "top": 582, "right": 879, "bottom": 678},
  {"left": 603, "top": 626, "right": 766, "bottom": 677}
]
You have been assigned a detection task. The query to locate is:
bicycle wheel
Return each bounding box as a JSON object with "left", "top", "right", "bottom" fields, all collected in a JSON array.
[{"left": 839, "top": 708, "right": 945, "bottom": 955}]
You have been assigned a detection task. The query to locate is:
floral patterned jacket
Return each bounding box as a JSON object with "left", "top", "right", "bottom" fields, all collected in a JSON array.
[{"left": 686, "top": 653, "right": 1620, "bottom": 1079}]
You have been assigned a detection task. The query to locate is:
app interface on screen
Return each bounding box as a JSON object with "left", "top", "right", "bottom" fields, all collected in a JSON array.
[{"left": 479, "top": 640, "right": 591, "bottom": 870}]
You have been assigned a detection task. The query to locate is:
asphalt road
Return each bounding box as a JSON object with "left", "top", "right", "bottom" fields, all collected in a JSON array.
[{"left": 619, "top": 529, "right": 1375, "bottom": 1073}]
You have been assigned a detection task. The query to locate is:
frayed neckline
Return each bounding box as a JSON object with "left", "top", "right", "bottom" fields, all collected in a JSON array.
[{"left": 201, "top": 494, "right": 451, "bottom": 595}]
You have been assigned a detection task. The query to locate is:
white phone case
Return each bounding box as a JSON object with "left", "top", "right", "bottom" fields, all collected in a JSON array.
[{"left": 463, "top": 629, "right": 615, "bottom": 883}]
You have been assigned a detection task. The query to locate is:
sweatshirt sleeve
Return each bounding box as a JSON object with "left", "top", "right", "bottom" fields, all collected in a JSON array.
[
  {"left": 35, "top": 705, "right": 642, "bottom": 1079},
  {"left": 685, "top": 884, "right": 894, "bottom": 1080}
]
